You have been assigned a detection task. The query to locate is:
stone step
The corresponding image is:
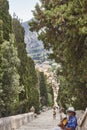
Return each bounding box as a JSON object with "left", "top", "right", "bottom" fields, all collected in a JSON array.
[{"left": 16, "top": 110, "right": 60, "bottom": 130}]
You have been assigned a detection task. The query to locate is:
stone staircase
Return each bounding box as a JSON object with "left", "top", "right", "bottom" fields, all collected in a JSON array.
[
  {"left": 0, "top": 108, "right": 87, "bottom": 130},
  {"left": 16, "top": 110, "right": 60, "bottom": 130}
]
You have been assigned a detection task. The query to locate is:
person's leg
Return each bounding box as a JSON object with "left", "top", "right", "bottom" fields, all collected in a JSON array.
[{"left": 53, "top": 126, "right": 61, "bottom": 130}]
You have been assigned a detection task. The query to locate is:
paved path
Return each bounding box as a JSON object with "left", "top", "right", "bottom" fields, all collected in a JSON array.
[{"left": 16, "top": 110, "right": 60, "bottom": 130}]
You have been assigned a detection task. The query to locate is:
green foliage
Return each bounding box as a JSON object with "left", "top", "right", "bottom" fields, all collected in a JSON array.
[
  {"left": 39, "top": 72, "right": 48, "bottom": 106},
  {"left": 12, "top": 18, "right": 40, "bottom": 113},
  {"left": 0, "top": 19, "right": 3, "bottom": 42},
  {"left": 0, "top": 0, "right": 12, "bottom": 40},
  {"left": 0, "top": 0, "right": 21, "bottom": 117},
  {"left": 12, "top": 19, "right": 24, "bottom": 43},
  {"left": 0, "top": 0, "right": 40, "bottom": 117},
  {"left": 47, "top": 84, "right": 53, "bottom": 106},
  {"left": 28, "top": 88, "right": 40, "bottom": 112},
  {"left": 0, "top": 40, "right": 21, "bottom": 117},
  {"left": 29, "top": 0, "right": 87, "bottom": 110}
]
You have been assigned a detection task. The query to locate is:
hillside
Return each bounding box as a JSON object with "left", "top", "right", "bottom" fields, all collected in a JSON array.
[{"left": 22, "top": 21, "right": 47, "bottom": 64}]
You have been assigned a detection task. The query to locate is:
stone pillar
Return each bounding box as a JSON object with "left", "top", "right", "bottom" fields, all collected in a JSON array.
[{"left": 30, "top": 106, "right": 35, "bottom": 113}]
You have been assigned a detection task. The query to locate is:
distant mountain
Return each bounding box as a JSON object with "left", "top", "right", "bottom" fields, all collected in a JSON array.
[{"left": 22, "top": 21, "right": 48, "bottom": 64}]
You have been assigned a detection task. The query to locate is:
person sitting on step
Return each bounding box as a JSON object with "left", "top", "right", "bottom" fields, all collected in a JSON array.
[{"left": 53, "top": 107, "right": 77, "bottom": 130}]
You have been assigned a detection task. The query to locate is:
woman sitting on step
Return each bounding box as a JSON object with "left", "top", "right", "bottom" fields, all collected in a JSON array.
[{"left": 53, "top": 107, "right": 77, "bottom": 130}]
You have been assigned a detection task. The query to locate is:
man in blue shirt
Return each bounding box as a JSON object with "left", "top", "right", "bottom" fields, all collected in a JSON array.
[{"left": 53, "top": 107, "right": 77, "bottom": 130}]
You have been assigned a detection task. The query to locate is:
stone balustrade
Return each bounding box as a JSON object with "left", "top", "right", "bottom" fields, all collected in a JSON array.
[
  {"left": 0, "top": 112, "right": 34, "bottom": 130},
  {"left": 77, "top": 108, "right": 87, "bottom": 130},
  {"left": 0, "top": 108, "right": 87, "bottom": 130}
]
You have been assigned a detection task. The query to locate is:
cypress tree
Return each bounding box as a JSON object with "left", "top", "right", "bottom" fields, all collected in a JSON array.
[
  {"left": 39, "top": 72, "right": 48, "bottom": 106},
  {"left": 29, "top": 0, "right": 87, "bottom": 110},
  {"left": 0, "top": 0, "right": 12, "bottom": 40},
  {"left": 0, "top": 0, "right": 21, "bottom": 117},
  {"left": 0, "top": 38, "right": 21, "bottom": 117},
  {"left": 12, "top": 19, "right": 40, "bottom": 113}
]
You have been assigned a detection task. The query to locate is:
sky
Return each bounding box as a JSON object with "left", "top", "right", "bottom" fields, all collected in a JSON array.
[{"left": 8, "top": 0, "right": 40, "bottom": 22}]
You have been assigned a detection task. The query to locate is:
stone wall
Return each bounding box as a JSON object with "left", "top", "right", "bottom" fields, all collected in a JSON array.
[
  {"left": 0, "top": 112, "right": 34, "bottom": 130},
  {"left": 77, "top": 108, "right": 87, "bottom": 130}
]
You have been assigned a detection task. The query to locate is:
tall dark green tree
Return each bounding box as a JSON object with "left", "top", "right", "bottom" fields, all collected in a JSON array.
[
  {"left": 47, "top": 83, "right": 53, "bottom": 106},
  {"left": 0, "top": 0, "right": 12, "bottom": 40},
  {"left": 0, "top": 19, "right": 3, "bottom": 42},
  {"left": 12, "top": 19, "right": 40, "bottom": 113},
  {"left": 0, "top": 0, "right": 21, "bottom": 117},
  {"left": 0, "top": 39, "right": 21, "bottom": 117},
  {"left": 39, "top": 72, "right": 48, "bottom": 106},
  {"left": 29, "top": 0, "right": 87, "bottom": 109}
]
